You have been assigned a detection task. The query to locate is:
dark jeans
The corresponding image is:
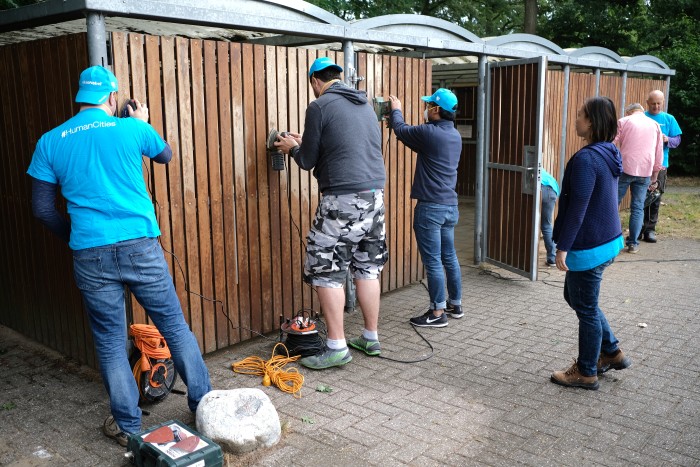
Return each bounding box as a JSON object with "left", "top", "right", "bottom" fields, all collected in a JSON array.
[
  {"left": 643, "top": 168, "right": 667, "bottom": 234},
  {"left": 563, "top": 259, "right": 620, "bottom": 376}
]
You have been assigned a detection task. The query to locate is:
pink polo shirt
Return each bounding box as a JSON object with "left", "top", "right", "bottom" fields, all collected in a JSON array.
[{"left": 613, "top": 112, "right": 664, "bottom": 177}]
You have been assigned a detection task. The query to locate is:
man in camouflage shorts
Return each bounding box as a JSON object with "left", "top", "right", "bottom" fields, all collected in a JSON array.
[{"left": 275, "top": 57, "right": 387, "bottom": 369}]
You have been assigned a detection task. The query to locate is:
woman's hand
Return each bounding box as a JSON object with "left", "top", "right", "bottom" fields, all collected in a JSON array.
[{"left": 555, "top": 250, "right": 568, "bottom": 271}]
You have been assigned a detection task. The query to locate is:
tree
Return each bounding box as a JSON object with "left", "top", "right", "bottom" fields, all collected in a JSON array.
[{"left": 538, "top": 0, "right": 699, "bottom": 174}]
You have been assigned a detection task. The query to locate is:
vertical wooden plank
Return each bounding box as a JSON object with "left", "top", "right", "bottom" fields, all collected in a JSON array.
[
  {"left": 231, "top": 42, "right": 251, "bottom": 343},
  {"left": 265, "top": 45, "right": 283, "bottom": 332},
  {"left": 176, "top": 37, "right": 204, "bottom": 348},
  {"left": 160, "top": 37, "right": 189, "bottom": 324},
  {"left": 126, "top": 33, "right": 151, "bottom": 324},
  {"left": 219, "top": 41, "right": 240, "bottom": 346},
  {"left": 395, "top": 56, "right": 406, "bottom": 289},
  {"left": 254, "top": 44, "right": 272, "bottom": 333},
  {"left": 240, "top": 43, "right": 259, "bottom": 339},
  {"left": 204, "top": 41, "right": 227, "bottom": 349},
  {"left": 276, "top": 46, "right": 293, "bottom": 324},
  {"left": 145, "top": 35, "right": 174, "bottom": 285},
  {"left": 190, "top": 39, "right": 216, "bottom": 353},
  {"left": 287, "top": 48, "right": 303, "bottom": 319},
  {"left": 380, "top": 55, "right": 391, "bottom": 292},
  {"left": 299, "top": 48, "right": 313, "bottom": 311}
]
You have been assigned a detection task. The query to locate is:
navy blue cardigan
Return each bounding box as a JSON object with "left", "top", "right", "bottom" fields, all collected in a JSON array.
[{"left": 553, "top": 142, "right": 623, "bottom": 251}]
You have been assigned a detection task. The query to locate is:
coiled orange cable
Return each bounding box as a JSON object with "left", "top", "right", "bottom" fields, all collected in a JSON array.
[
  {"left": 129, "top": 324, "right": 172, "bottom": 396},
  {"left": 232, "top": 343, "right": 304, "bottom": 398}
]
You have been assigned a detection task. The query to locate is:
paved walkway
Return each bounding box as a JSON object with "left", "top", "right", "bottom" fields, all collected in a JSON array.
[{"left": 1, "top": 204, "right": 699, "bottom": 466}]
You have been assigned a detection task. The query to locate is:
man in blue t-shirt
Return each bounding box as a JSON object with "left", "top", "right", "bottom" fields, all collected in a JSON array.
[
  {"left": 540, "top": 169, "right": 560, "bottom": 266},
  {"left": 27, "top": 66, "right": 211, "bottom": 446},
  {"left": 388, "top": 89, "right": 463, "bottom": 328},
  {"left": 641, "top": 90, "right": 682, "bottom": 243}
]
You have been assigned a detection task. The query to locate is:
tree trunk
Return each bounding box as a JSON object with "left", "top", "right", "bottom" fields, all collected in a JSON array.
[{"left": 524, "top": 0, "right": 537, "bottom": 34}]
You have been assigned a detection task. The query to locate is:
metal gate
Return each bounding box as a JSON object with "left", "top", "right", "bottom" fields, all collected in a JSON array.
[{"left": 483, "top": 57, "right": 546, "bottom": 280}]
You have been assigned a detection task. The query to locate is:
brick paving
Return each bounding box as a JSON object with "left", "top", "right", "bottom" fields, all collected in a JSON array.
[{"left": 1, "top": 210, "right": 699, "bottom": 465}]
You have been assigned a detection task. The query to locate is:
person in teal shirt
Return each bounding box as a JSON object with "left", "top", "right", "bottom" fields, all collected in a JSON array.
[
  {"left": 540, "top": 168, "right": 560, "bottom": 266},
  {"left": 642, "top": 90, "right": 682, "bottom": 243}
]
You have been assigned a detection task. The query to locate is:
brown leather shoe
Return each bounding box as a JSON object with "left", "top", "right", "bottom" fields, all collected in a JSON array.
[
  {"left": 598, "top": 349, "right": 632, "bottom": 374},
  {"left": 551, "top": 360, "right": 599, "bottom": 390}
]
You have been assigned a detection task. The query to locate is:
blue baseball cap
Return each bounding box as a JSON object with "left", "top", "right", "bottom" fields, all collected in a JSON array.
[
  {"left": 421, "top": 88, "right": 458, "bottom": 112},
  {"left": 308, "top": 57, "right": 343, "bottom": 78},
  {"left": 75, "top": 66, "right": 118, "bottom": 105}
]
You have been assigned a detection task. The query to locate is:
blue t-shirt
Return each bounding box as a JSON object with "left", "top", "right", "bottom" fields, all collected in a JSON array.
[
  {"left": 27, "top": 108, "right": 166, "bottom": 250},
  {"left": 644, "top": 111, "right": 682, "bottom": 167},
  {"left": 540, "top": 168, "right": 560, "bottom": 196}
]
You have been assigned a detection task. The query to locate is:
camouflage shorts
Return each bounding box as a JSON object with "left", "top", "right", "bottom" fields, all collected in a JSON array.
[{"left": 304, "top": 190, "right": 387, "bottom": 288}]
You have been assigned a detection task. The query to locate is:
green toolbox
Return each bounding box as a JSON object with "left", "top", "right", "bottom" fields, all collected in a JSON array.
[{"left": 127, "top": 420, "right": 223, "bottom": 467}]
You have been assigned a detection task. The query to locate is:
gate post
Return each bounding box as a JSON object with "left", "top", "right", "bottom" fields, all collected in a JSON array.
[
  {"left": 86, "top": 11, "right": 109, "bottom": 67},
  {"left": 474, "top": 54, "right": 486, "bottom": 264}
]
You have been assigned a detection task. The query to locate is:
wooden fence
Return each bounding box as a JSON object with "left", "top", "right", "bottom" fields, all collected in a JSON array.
[{"left": 0, "top": 32, "right": 430, "bottom": 365}]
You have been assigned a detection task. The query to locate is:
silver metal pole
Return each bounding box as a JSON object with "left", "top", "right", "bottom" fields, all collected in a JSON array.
[
  {"left": 665, "top": 76, "right": 671, "bottom": 112},
  {"left": 86, "top": 11, "right": 108, "bottom": 67},
  {"left": 558, "top": 65, "right": 570, "bottom": 183},
  {"left": 342, "top": 40, "right": 354, "bottom": 87},
  {"left": 474, "top": 55, "right": 486, "bottom": 264},
  {"left": 595, "top": 68, "right": 600, "bottom": 96}
]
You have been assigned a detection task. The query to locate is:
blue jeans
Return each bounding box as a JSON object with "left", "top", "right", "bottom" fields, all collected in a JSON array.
[
  {"left": 541, "top": 185, "right": 557, "bottom": 263},
  {"left": 618, "top": 173, "right": 650, "bottom": 246},
  {"left": 413, "top": 202, "right": 462, "bottom": 310},
  {"left": 72, "top": 237, "right": 211, "bottom": 434},
  {"left": 563, "top": 259, "right": 620, "bottom": 376}
]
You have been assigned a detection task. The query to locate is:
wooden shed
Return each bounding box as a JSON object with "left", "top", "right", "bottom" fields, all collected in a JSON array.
[{"left": 0, "top": 1, "right": 674, "bottom": 367}]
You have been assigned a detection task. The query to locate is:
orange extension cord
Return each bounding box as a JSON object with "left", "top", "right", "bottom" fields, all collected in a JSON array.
[
  {"left": 232, "top": 343, "right": 305, "bottom": 398},
  {"left": 129, "top": 324, "right": 173, "bottom": 397}
]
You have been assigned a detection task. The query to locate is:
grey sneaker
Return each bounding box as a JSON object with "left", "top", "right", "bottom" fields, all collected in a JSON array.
[
  {"left": 445, "top": 304, "right": 464, "bottom": 319},
  {"left": 300, "top": 347, "right": 352, "bottom": 369},
  {"left": 348, "top": 336, "right": 381, "bottom": 356},
  {"left": 103, "top": 415, "right": 129, "bottom": 447},
  {"left": 627, "top": 244, "right": 639, "bottom": 254}
]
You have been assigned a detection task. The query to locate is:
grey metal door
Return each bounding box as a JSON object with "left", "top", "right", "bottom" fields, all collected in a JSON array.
[{"left": 483, "top": 57, "right": 546, "bottom": 280}]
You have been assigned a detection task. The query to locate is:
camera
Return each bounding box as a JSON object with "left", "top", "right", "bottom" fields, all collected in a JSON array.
[{"left": 372, "top": 97, "right": 390, "bottom": 122}]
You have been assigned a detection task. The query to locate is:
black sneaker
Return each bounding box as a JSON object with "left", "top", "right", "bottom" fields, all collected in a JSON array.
[
  {"left": 410, "top": 310, "right": 448, "bottom": 327},
  {"left": 445, "top": 304, "right": 464, "bottom": 319}
]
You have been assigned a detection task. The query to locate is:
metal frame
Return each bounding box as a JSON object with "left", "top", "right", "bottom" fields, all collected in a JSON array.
[{"left": 482, "top": 57, "right": 546, "bottom": 280}]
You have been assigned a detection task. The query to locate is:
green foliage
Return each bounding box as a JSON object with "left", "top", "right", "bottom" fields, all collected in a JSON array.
[{"left": 538, "top": 0, "right": 700, "bottom": 175}]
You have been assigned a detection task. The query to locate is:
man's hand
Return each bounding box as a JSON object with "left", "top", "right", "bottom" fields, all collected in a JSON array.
[
  {"left": 648, "top": 180, "right": 659, "bottom": 192},
  {"left": 555, "top": 250, "right": 568, "bottom": 272},
  {"left": 388, "top": 95, "right": 402, "bottom": 112},
  {"left": 127, "top": 98, "right": 149, "bottom": 122},
  {"left": 274, "top": 132, "right": 301, "bottom": 155}
]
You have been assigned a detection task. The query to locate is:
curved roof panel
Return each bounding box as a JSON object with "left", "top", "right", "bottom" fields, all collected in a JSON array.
[
  {"left": 569, "top": 46, "right": 625, "bottom": 64},
  {"left": 353, "top": 14, "right": 482, "bottom": 44},
  {"left": 486, "top": 33, "right": 567, "bottom": 56}
]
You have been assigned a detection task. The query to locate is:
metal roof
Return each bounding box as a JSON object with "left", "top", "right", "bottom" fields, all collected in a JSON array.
[{"left": 0, "top": 0, "right": 674, "bottom": 76}]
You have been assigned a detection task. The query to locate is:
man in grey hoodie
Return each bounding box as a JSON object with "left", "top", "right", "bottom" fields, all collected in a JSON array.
[{"left": 275, "top": 57, "right": 387, "bottom": 369}]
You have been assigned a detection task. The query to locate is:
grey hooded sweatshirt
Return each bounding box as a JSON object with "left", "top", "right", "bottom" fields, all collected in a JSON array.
[{"left": 292, "top": 82, "right": 385, "bottom": 195}]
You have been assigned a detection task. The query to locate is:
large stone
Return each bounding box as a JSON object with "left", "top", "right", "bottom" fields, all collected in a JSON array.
[{"left": 196, "top": 389, "right": 281, "bottom": 455}]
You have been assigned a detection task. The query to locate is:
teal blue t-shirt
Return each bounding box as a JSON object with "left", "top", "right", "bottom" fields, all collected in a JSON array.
[
  {"left": 540, "top": 168, "right": 560, "bottom": 196},
  {"left": 566, "top": 235, "right": 624, "bottom": 271},
  {"left": 644, "top": 111, "right": 682, "bottom": 167},
  {"left": 27, "top": 108, "right": 166, "bottom": 250}
]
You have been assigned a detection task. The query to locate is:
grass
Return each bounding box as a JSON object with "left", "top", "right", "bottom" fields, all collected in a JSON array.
[{"left": 619, "top": 176, "right": 700, "bottom": 240}]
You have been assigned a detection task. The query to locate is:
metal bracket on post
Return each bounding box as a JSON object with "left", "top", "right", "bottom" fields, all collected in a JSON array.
[
  {"left": 522, "top": 146, "right": 538, "bottom": 195},
  {"left": 342, "top": 40, "right": 364, "bottom": 89}
]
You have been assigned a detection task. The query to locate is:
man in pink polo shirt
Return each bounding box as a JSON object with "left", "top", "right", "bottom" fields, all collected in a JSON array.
[{"left": 614, "top": 103, "right": 664, "bottom": 253}]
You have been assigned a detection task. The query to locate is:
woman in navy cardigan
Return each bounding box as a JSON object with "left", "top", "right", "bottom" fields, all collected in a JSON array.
[{"left": 551, "top": 96, "right": 632, "bottom": 390}]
